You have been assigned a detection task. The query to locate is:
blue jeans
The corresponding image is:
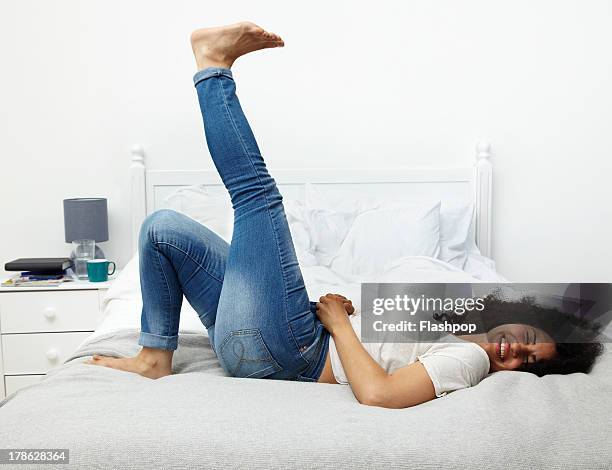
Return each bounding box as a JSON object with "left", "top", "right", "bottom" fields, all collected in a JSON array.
[{"left": 138, "top": 67, "right": 329, "bottom": 381}]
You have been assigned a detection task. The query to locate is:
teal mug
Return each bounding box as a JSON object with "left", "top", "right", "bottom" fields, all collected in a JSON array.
[{"left": 86, "top": 259, "right": 116, "bottom": 282}]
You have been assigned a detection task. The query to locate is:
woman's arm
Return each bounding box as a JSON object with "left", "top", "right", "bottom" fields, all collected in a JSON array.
[{"left": 317, "top": 294, "right": 436, "bottom": 409}]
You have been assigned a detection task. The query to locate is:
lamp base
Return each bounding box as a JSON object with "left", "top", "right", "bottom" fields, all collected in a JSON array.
[
  {"left": 69, "top": 244, "right": 106, "bottom": 261},
  {"left": 69, "top": 244, "right": 107, "bottom": 279},
  {"left": 94, "top": 244, "right": 106, "bottom": 259}
]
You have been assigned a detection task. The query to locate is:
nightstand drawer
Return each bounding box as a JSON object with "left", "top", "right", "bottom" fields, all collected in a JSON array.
[
  {"left": 0, "top": 290, "right": 99, "bottom": 333},
  {"left": 2, "top": 332, "right": 90, "bottom": 374},
  {"left": 5, "top": 375, "right": 45, "bottom": 395}
]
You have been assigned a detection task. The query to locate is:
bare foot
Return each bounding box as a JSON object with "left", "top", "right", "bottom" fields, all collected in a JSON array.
[
  {"left": 86, "top": 347, "right": 173, "bottom": 379},
  {"left": 190, "top": 21, "right": 284, "bottom": 70}
]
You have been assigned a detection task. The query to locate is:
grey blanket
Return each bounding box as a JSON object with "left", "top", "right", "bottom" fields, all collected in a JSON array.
[{"left": 1, "top": 330, "right": 611, "bottom": 470}]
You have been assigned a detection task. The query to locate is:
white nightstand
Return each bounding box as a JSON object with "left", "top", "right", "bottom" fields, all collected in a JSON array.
[{"left": 0, "top": 276, "right": 117, "bottom": 398}]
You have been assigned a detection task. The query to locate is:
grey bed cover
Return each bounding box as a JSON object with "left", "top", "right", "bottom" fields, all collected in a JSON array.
[{"left": 1, "top": 330, "right": 611, "bottom": 470}]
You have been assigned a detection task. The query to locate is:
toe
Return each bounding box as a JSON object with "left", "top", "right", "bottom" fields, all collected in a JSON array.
[
  {"left": 93, "top": 356, "right": 120, "bottom": 368},
  {"left": 247, "top": 23, "right": 265, "bottom": 35}
]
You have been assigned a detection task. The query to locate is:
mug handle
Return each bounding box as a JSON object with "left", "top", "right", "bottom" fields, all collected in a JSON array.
[{"left": 107, "top": 261, "right": 116, "bottom": 276}]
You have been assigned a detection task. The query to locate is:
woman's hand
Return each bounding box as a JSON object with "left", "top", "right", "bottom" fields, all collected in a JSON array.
[
  {"left": 316, "top": 293, "right": 354, "bottom": 335},
  {"left": 323, "top": 293, "right": 355, "bottom": 314}
]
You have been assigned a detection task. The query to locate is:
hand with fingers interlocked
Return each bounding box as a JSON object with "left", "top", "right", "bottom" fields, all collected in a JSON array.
[{"left": 315, "top": 293, "right": 355, "bottom": 335}]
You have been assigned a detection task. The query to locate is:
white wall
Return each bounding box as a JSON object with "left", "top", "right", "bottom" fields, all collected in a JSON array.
[{"left": 1, "top": 0, "right": 611, "bottom": 282}]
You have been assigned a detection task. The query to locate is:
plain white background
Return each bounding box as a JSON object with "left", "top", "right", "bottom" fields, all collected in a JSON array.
[{"left": 0, "top": 0, "right": 610, "bottom": 281}]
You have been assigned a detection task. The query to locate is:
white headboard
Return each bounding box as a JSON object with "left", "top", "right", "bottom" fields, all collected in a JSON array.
[{"left": 129, "top": 142, "right": 493, "bottom": 258}]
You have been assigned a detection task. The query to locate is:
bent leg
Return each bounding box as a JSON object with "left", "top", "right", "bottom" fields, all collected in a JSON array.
[
  {"left": 87, "top": 209, "right": 229, "bottom": 378},
  {"left": 138, "top": 209, "right": 229, "bottom": 349}
]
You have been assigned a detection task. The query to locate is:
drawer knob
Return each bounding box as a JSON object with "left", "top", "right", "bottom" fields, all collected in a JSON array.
[
  {"left": 43, "top": 307, "right": 57, "bottom": 320},
  {"left": 46, "top": 348, "right": 59, "bottom": 362}
]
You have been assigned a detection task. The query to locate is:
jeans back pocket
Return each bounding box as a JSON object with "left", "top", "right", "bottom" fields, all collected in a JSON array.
[{"left": 219, "top": 329, "right": 282, "bottom": 379}]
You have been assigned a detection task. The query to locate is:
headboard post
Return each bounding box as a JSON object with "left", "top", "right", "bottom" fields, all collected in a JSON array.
[
  {"left": 129, "top": 145, "right": 146, "bottom": 255},
  {"left": 474, "top": 141, "right": 493, "bottom": 258}
]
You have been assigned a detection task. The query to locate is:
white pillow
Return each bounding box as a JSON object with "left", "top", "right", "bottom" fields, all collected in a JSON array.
[
  {"left": 162, "top": 185, "right": 315, "bottom": 265},
  {"left": 438, "top": 203, "right": 475, "bottom": 269},
  {"left": 303, "top": 184, "right": 380, "bottom": 266},
  {"left": 302, "top": 208, "right": 360, "bottom": 266},
  {"left": 304, "top": 184, "right": 476, "bottom": 270},
  {"left": 161, "top": 184, "right": 475, "bottom": 272},
  {"left": 163, "top": 186, "right": 233, "bottom": 242},
  {"left": 330, "top": 201, "right": 441, "bottom": 277},
  {"left": 283, "top": 199, "right": 318, "bottom": 266}
]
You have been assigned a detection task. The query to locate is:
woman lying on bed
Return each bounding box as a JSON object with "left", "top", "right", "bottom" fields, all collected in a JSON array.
[{"left": 88, "top": 22, "right": 602, "bottom": 409}]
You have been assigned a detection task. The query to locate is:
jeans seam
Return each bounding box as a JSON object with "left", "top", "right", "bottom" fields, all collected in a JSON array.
[
  {"left": 147, "top": 231, "right": 173, "bottom": 336},
  {"left": 176, "top": 249, "right": 189, "bottom": 273},
  {"left": 155, "top": 239, "right": 222, "bottom": 330},
  {"left": 217, "top": 77, "right": 299, "bottom": 353},
  {"left": 155, "top": 247, "right": 174, "bottom": 336},
  {"left": 155, "top": 241, "right": 224, "bottom": 285}
]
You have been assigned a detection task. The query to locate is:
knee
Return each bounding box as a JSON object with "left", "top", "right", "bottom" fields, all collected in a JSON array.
[{"left": 139, "top": 209, "right": 186, "bottom": 245}]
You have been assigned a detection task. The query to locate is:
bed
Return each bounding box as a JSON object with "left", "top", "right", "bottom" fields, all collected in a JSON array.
[{"left": 1, "top": 143, "right": 611, "bottom": 470}]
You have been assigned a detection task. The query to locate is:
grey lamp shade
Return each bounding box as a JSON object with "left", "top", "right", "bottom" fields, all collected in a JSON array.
[{"left": 63, "top": 198, "right": 109, "bottom": 243}]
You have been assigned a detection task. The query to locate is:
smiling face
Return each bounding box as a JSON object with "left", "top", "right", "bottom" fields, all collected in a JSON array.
[{"left": 482, "top": 323, "right": 557, "bottom": 372}]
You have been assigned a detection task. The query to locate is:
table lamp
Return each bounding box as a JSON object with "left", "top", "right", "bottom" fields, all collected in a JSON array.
[{"left": 63, "top": 198, "right": 109, "bottom": 259}]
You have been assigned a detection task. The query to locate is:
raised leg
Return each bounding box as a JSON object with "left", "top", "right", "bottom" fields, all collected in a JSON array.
[{"left": 191, "top": 23, "right": 329, "bottom": 380}]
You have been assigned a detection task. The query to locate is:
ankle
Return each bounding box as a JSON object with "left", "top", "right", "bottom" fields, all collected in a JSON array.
[
  {"left": 197, "top": 57, "right": 233, "bottom": 71},
  {"left": 138, "top": 347, "right": 173, "bottom": 368}
]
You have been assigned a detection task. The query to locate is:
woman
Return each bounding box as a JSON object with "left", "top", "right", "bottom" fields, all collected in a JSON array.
[{"left": 89, "top": 22, "right": 602, "bottom": 408}]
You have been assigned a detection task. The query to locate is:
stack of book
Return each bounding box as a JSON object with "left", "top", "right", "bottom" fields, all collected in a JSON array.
[
  {"left": 2, "top": 258, "right": 73, "bottom": 288},
  {"left": 2, "top": 272, "right": 71, "bottom": 287}
]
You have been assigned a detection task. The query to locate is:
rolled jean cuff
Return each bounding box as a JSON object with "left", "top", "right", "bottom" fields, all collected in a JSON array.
[
  {"left": 193, "top": 67, "right": 233, "bottom": 86},
  {"left": 139, "top": 331, "right": 179, "bottom": 350}
]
